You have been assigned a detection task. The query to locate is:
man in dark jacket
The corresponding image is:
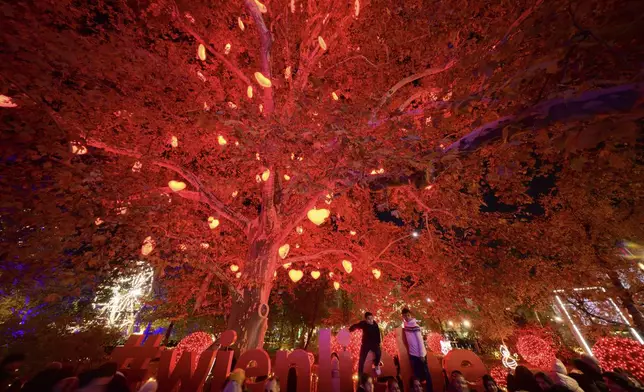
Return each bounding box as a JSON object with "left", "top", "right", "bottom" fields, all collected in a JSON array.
[{"left": 350, "top": 312, "right": 382, "bottom": 377}]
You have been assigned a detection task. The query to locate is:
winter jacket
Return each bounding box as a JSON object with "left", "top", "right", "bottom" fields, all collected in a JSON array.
[
  {"left": 552, "top": 359, "right": 584, "bottom": 392},
  {"left": 403, "top": 318, "right": 427, "bottom": 358},
  {"left": 349, "top": 320, "right": 381, "bottom": 347}
]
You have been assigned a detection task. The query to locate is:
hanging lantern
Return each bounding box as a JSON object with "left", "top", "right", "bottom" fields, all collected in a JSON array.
[
  {"left": 311, "top": 271, "right": 321, "bottom": 279},
  {"left": 307, "top": 207, "right": 330, "bottom": 225},
  {"left": 285, "top": 66, "right": 292, "bottom": 80},
  {"left": 236, "top": 272, "right": 242, "bottom": 279},
  {"left": 331, "top": 92, "right": 339, "bottom": 101},
  {"left": 329, "top": 272, "right": 334, "bottom": 278},
  {"left": 168, "top": 180, "right": 187, "bottom": 192},
  {"left": 238, "top": 17, "right": 245, "bottom": 31},
  {"left": 197, "top": 44, "right": 206, "bottom": 61},
  {"left": 232, "top": 190, "right": 239, "bottom": 198},
  {"left": 289, "top": 269, "right": 304, "bottom": 283},
  {"left": 354, "top": 0, "right": 360, "bottom": 17},
  {"left": 261, "top": 169, "right": 270, "bottom": 181},
  {"left": 0, "top": 95, "right": 18, "bottom": 108},
  {"left": 208, "top": 217, "right": 220, "bottom": 229},
  {"left": 132, "top": 161, "right": 143, "bottom": 172},
  {"left": 279, "top": 244, "right": 290, "bottom": 259},
  {"left": 224, "top": 43, "right": 231, "bottom": 55},
  {"left": 254, "top": 72, "right": 272, "bottom": 88},
  {"left": 94, "top": 218, "right": 103, "bottom": 226},
  {"left": 170, "top": 135, "right": 179, "bottom": 148},
  {"left": 283, "top": 263, "right": 292, "bottom": 269},
  {"left": 350, "top": 230, "right": 357, "bottom": 236},
  {"left": 284, "top": 174, "right": 291, "bottom": 181},
  {"left": 254, "top": 0, "right": 267, "bottom": 12},
  {"left": 141, "top": 236, "right": 155, "bottom": 256},
  {"left": 333, "top": 281, "right": 340, "bottom": 290},
  {"left": 318, "top": 36, "right": 327, "bottom": 51},
  {"left": 70, "top": 141, "right": 88, "bottom": 155},
  {"left": 372, "top": 269, "right": 381, "bottom": 279},
  {"left": 342, "top": 260, "right": 353, "bottom": 274},
  {"left": 200, "top": 243, "right": 210, "bottom": 249},
  {"left": 217, "top": 135, "right": 227, "bottom": 146},
  {"left": 230, "top": 264, "right": 239, "bottom": 272},
  {"left": 296, "top": 226, "right": 303, "bottom": 234},
  {"left": 247, "top": 85, "right": 253, "bottom": 98},
  {"left": 295, "top": 244, "right": 300, "bottom": 248},
  {"left": 179, "top": 244, "right": 187, "bottom": 251}
]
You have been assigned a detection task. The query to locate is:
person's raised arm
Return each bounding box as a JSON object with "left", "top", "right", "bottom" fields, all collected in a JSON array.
[{"left": 349, "top": 321, "right": 363, "bottom": 332}]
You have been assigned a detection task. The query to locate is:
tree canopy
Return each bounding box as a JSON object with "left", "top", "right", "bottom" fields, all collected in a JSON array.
[{"left": 1, "top": 0, "right": 643, "bottom": 348}]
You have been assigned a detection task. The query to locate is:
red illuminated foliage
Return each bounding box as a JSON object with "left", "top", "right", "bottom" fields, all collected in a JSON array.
[
  {"left": 592, "top": 337, "right": 644, "bottom": 381},
  {"left": 0, "top": 0, "right": 643, "bottom": 350}
]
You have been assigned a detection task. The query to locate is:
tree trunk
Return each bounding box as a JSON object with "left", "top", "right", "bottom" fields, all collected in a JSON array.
[
  {"left": 607, "top": 270, "right": 644, "bottom": 334},
  {"left": 226, "top": 236, "right": 276, "bottom": 351}
]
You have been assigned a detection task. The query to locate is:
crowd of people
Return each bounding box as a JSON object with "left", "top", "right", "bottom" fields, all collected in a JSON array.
[{"left": 1, "top": 307, "right": 642, "bottom": 392}]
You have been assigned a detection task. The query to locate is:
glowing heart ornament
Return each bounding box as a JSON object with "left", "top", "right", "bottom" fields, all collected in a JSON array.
[
  {"left": 218, "top": 135, "right": 227, "bottom": 146},
  {"left": 278, "top": 244, "right": 290, "bottom": 259},
  {"left": 0, "top": 95, "right": 18, "bottom": 108},
  {"left": 141, "top": 236, "right": 155, "bottom": 256},
  {"left": 372, "top": 269, "right": 381, "bottom": 279},
  {"left": 318, "top": 36, "right": 327, "bottom": 51},
  {"left": 307, "top": 207, "right": 330, "bottom": 225},
  {"left": 254, "top": 72, "right": 272, "bottom": 88},
  {"left": 289, "top": 269, "right": 304, "bottom": 283},
  {"left": 311, "top": 271, "right": 321, "bottom": 279},
  {"left": 197, "top": 44, "right": 206, "bottom": 61},
  {"left": 70, "top": 141, "right": 87, "bottom": 155},
  {"left": 208, "top": 217, "right": 220, "bottom": 229},
  {"left": 230, "top": 264, "right": 239, "bottom": 272},
  {"left": 333, "top": 281, "right": 340, "bottom": 290},
  {"left": 168, "top": 180, "right": 187, "bottom": 192},
  {"left": 238, "top": 17, "right": 245, "bottom": 31},
  {"left": 342, "top": 260, "right": 353, "bottom": 274}
]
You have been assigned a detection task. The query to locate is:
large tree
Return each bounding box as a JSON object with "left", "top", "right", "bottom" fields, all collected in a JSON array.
[{"left": 1, "top": 0, "right": 643, "bottom": 350}]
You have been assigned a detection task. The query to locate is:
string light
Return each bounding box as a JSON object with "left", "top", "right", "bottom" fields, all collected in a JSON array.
[
  {"left": 94, "top": 262, "right": 154, "bottom": 331},
  {"left": 593, "top": 337, "right": 644, "bottom": 380},
  {"left": 490, "top": 366, "right": 508, "bottom": 388},
  {"left": 175, "top": 332, "right": 214, "bottom": 365},
  {"left": 426, "top": 332, "right": 443, "bottom": 353},
  {"left": 500, "top": 345, "right": 518, "bottom": 369},
  {"left": 516, "top": 334, "right": 556, "bottom": 369}
]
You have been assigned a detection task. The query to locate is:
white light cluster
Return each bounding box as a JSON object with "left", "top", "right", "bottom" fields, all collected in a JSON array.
[{"left": 94, "top": 262, "right": 154, "bottom": 332}]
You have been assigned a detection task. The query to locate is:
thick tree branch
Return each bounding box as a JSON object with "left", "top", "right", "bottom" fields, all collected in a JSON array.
[
  {"left": 368, "top": 83, "right": 644, "bottom": 190},
  {"left": 492, "top": 0, "right": 545, "bottom": 49},
  {"left": 86, "top": 139, "right": 250, "bottom": 230},
  {"left": 170, "top": 2, "right": 251, "bottom": 86},
  {"left": 243, "top": 0, "right": 275, "bottom": 114},
  {"left": 276, "top": 188, "right": 330, "bottom": 244},
  {"left": 370, "top": 59, "right": 457, "bottom": 124},
  {"left": 197, "top": 263, "right": 243, "bottom": 300},
  {"left": 287, "top": 249, "right": 359, "bottom": 264}
]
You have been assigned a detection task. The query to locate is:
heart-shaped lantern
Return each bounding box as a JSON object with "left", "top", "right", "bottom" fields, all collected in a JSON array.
[
  {"left": 289, "top": 269, "right": 303, "bottom": 283},
  {"left": 311, "top": 271, "right": 321, "bottom": 279},
  {"left": 208, "top": 217, "right": 220, "bottom": 229},
  {"left": 168, "top": 180, "right": 186, "bottom": 192},
  {"left": 307, "top": 207, "right": 330, "bottom": 226},
  {"left": 333, "top": 281, "right": 340, "bottom": 290},
  {"left": 342, "top": 260, "right": 353, "bottom": 274},
  {"left": 230, "top": 264, "right": 239, "bottom": 272},
  {"left": 372, "top": 268, "right": 381, "bottom": 279},
  {"left": 279, "top": 244, "right": 290, "bottom": 259}
]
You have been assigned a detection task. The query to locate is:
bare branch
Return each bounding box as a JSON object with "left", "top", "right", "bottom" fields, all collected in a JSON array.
[
  {"left": 276, "top": 188, "right": 329, "bottom": 244},
  {"left": 287, "top": 249, "right": 359, "bottom": 264},
  {"left": 86, "top": 139, "right": 250, "bottom": 230},
  {"left": 243, "top": 0, "right": 275, "bottom": 114},
  {"left": 492, "top": 0, "right": 545, "bottom": 50},
  {"left": 370, "top": 59, "right": 457, "bottom": 124}
]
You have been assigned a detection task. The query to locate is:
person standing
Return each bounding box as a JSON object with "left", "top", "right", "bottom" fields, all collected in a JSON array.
[
  {"left": 350, "top": 312, "right": 382, "bottom": 377},
  {"left": 402, "top": 308, "right": 433, "bottom": 392}
]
